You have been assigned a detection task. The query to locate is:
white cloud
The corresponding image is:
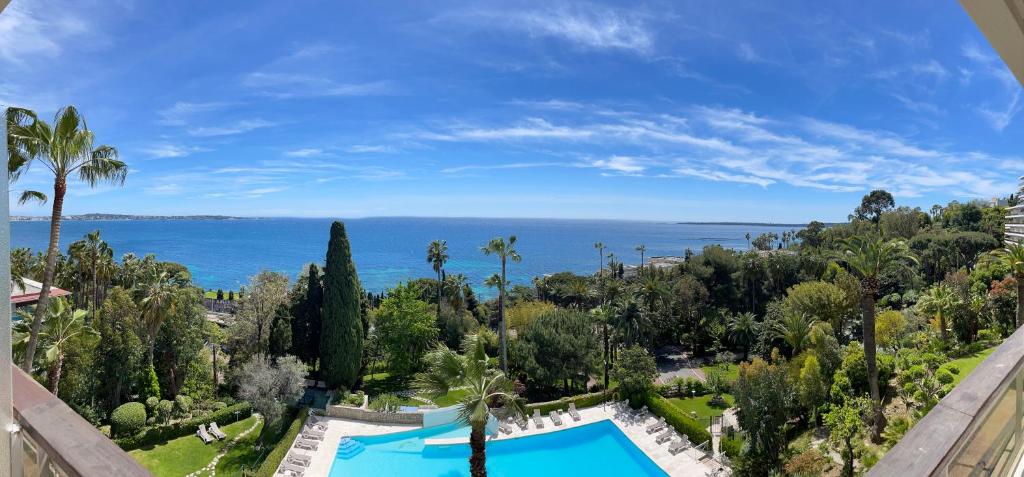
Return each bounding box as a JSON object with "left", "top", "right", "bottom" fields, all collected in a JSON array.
[
  {"left": 242, "top": 73, "right": 394, "bottom": 99},
  {"left": 285, "top": 148, "right": 323, "bottom": 157},
  {"left": 345, "top": 145, "right": 396, "bottom": 154},
  {"left": 590, "top": 156, "right": 646, "bottom": 174},
  {"left": 453, "top": 4, "right": 654, "bottom": 54},
  {"left": 188, "top": 119, "right": 275, "bottom": 137},
  {"left": 962, "top": 42, "right": 1023, "bottom": 130},
  {"left": 157, "top": 101, "right": 231, "bottom": 126},
  {"left": 140, "top": 143, "right": 206, "bottom": 159},
  {"left": 0, "top": 1, "right": 88, "bottom": 65}
]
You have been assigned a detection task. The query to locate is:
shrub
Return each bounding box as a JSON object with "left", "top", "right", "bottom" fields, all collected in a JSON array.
[
  {"left": 110, "top": 402, "right": 147, "bottom": 437},
  {"left": 254, "top": 407, "right": 309, "bottom": 477},
  {"left": 526, "top": 388, "right": 615, "bottom": 414},
  {"left": 645, "top": 393, "right": 711, "bottom": 445},
  {"left": 721, "top": 436, "right": 743, "bottom": 459},
  {"left": 114, "top": 402, "right": 252, "bottom": 450},
  {"left": 369, "top": 393, "right": 401, "bottom": 413},
  {"left": 174, "top": 395, "right": 194, "bottom": 418},
  {"left": 145, "top": 396, "right": 159, "bottom": 415},
  {"left": 156, "top": 400, "right": 174, "bottom": 424}
]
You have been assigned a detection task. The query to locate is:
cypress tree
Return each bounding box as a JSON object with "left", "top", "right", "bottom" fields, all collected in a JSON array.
[
  {"left": 269, "top": 304, "right": 292, "bottom": 358},
  {"left": 305, "top": 265, "right": 323, "bottom": 365},
  {"left": 320, "top": 221, "right": 363, "bottom": 389}
]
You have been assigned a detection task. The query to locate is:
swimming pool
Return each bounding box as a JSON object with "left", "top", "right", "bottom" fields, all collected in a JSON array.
[{"left": 327, "top": 419, "right": 668, "bottom": 477}]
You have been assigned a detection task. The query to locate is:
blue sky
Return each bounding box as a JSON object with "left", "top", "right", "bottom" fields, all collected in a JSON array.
[{"left": 1, "top": 0, "right": 1022, "bottom": 222}]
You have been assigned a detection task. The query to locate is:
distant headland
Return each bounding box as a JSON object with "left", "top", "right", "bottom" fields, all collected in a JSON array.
[{"left": 11, "top": 213, "right": 247, "bottom": 221}]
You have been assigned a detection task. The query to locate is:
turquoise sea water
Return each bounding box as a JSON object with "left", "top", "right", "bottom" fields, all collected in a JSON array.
[
  {"left": 10, "top": 217, "right": 797, "bottom": 296},
  {"left": 329, "top": 420, "right": 668, "bottom": 477}
]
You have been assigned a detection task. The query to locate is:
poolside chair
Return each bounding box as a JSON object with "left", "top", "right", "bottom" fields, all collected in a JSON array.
[
  {"left": 209, "top": 422, "right": 227, "bottom": 440},
  {"left": 301, "top": 428, "right": 325, "bottom": 440},
  {"left": 196, "top": 424, "right": 214, "bottom": 444},
  {"left": 655, "top": 429, "right": 674, "bottom": 444},
  {"left": 646, "top": 417, "right": 667, "bottom": 434},
  {"left": 567, "top": 403, "right": 581, "bottom": 421},
  {"left": 287, "top": 451, "right": 312, "bottom": 465},
  {"left": 515, "top": 414, "right": 529, "bottom": 430},
  {"left": 668, "top": 435, "right": 690, "bottom": 455},
  {"left": 499, "top": 419, "right": 513, "bottom": 435},
  {"left": 279, "top": 462, "right": 306, "bottom": 477},
  {"left": 549, "top": 410, "right": 563, "bottom": 426},
  {"left": 532, "top": 409, "right": 545, "bottom": 429},
  {"left": 305, "top": 416, "right": 328, "bottom": 432},
  {"left": 295, "top": 438, "right": 320, "bottom": 451}
]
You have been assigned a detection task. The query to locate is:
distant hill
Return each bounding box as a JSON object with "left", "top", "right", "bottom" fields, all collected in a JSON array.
[
  {"left": 675, "top": 221, "right": 841, "bottom": 227},
  {"left": 11, "top": 213, "right": 246, "bottom": 221}
]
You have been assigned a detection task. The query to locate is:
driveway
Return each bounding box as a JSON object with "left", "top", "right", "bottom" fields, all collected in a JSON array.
[{"left": 655, "top": 345, "right": 706, "bottom": 384}]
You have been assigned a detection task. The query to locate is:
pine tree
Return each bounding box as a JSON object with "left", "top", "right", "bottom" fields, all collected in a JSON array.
[
  {"left": 320, "top": 221, "right": 363, "bottom": 389},
  {"left": 269, "top": 304, "right": 292, "bottom": 358}
]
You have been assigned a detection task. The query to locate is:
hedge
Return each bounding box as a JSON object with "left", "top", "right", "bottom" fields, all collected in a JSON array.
[
  {"left": 645, "top": 393, "right": 711, "bottom": 446},
  {"left": 115, "top": 402, "right": 252, "bottom": 450},
  {"left": 526, "top": 388, "right": 615, "bottom": 414},
  {"left": 721, "top": 436, "right": 743, "bottom": 459},
  {"left": 253, "top": 407, "right": 309, "bottom": 477},
  {"left": 111, "top": 402, "right": 147, "bottom": 437}
]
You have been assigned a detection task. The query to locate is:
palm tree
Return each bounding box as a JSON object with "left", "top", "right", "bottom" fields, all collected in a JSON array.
[
  {"left": 480, "top": 236, "right": 520, "bottom": 372},
  {"left": 916, "top": 284, "right": 960, "bottom": 342},
  {"left": 635, "top": 244, "right": 646, "bottom": 276},
  {"left": 594, "top": 242, "right": 605, "bottom": 279},
  {"left": 444, "top": 273, "right": 469, "bottom": 311},
  {"left": 416, "top": 336, "right": 527, "bottom": 477},
  {"left": 592, "top": 305, "right": 613, "bottom": 388},
  {"left": 13, "top": 298, "right": 96, "bottom": 395},
  {"left": 10, "top": 106, "right": 126, "bottom": 370},
  {"left": 774, "top": 312, "right": 815, "bottom": 357},
  {"left": 990, "top": 244, "right": 1024, "bottom": 328},
  {"left": 728, "top": 312, "right": 758, "bottom": 360},
  {"left": 68, "top": 230, "right": 114, "bottom": 322},
  {"left": 638, "top": 273, "right": 668, "bottom": 313},
  {"left": 833, "top": 235, "right": 918, "bottom": 441},
  {"left": 427, "top": 240, "right": 449, "bottom": 317},
  {"left": 745, "top": 232, "right": 751, "bottom": 249},
  {"left": 613, "top": 297, "right": 650, "bottom": 348},
  {"left": 6, "top": 107, "right": 48, "bottom": 206},
  {"left": 139, "top": 271, "right": 177, "bottom": 366}
]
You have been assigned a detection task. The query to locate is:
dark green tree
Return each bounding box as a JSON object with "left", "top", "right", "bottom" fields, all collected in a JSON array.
[
  {"left": 269, "top": 304, "right": 292, "bottom": 358},
  {"left": 94, "top": 287, "right": 144, "bottom": 411},
  {"left": 852, "top": 189, "right": 895, "bottom": 223},
  {"left": 321, "top": 221, "right": 363, "bottom": 389},
  {"left": 290, "top": 264, "right": 323, "bottom": 365}
]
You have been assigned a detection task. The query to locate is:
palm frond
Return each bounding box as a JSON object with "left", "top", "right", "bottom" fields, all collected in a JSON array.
[{"left": 17, "top": 190, "right": 47, "bottom": 205}]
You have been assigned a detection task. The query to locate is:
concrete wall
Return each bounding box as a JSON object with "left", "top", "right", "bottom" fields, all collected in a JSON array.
[
  {"left": 421, "top": 405, "right": 461, "bottom": 429},
  {"left": 324, "top": 405, "right": 424, "bottom": 425}
]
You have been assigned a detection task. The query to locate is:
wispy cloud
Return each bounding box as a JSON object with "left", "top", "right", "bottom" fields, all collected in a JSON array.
[
  {"left": 242, "top": 72, "right": 394, "bottom": 99},
  {"left": 139, "top": 143, "right": 207, "bottom": 159},
  {"left": 345, "top": 145, "right": 397, "bottom": 154},
  {"left": 158, "top": 101, "right": 232, "bottom": 126},
  {"left": 188, "top": 119, "right": 275, "bottom": 137},
  {"left": 961, "top": 42, "right": 1023, "bottom": 131},
  {"left": 284, "top": 148, "right": 323, "bottom": 157},
  {"left": 450, "top": 3, "right": 654, "bottom": 55},
  {"left": 0, "top": 1, "right": 88, "bottom": 65}
]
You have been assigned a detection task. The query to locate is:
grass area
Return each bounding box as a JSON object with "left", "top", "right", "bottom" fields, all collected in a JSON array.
[
  {"left": 667, "top": 393, "right": 735, "bottom": 421},
  {"left": 203, "top": 290, "right": 237, "bottom": 300},
  {"left": 130, "top": 415, "right": 260, "bottom": 477},
  {"left": 701, "top": 362, "right": 740, "bottom": 382},
  {"left": 360, "top": 372, "right": 468, "bottom": 408},
  {"left": 948, "top": 346, "right": 998, "bottom": 386},
  {"left": 429, "top": 388, "right": 468, "bottom": 407}
]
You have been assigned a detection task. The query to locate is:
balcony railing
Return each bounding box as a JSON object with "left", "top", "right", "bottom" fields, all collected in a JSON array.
[
  {"left": 10, "top": 365, "right": 151, "bottom": 477},
  {"left": 869, "top": 325, "right": 1024, "bottom": 476}
]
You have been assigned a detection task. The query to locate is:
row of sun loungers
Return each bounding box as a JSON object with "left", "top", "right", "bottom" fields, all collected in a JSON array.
[{"left": 278, "top": 413, "right": 336, "bottom": 476}]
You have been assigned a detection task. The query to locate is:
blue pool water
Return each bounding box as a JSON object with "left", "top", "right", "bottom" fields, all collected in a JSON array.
[{"left": 328, "top": 420, "right": 668, "bottom": 477}]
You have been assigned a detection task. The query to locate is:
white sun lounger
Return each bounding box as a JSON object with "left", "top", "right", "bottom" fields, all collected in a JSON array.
[
  {"left": 646, "top": 417, "right": 667, "bottom": 434},
  {"left": 209, "top": 422, "right": 227, "bottom": 440},
  {"left": 668, "top": 435, "right": 690, "bottom": 455},
  {"left": 515, "top": 414, "right": 529, "bottom": 430},
  {"left": 301, "top": 429, "right": 324, "bottom": 440},
  {"left": 549, "top": 410, "right": 563, "bottom": 426},
  {"left": 567, "top": 403, "right": 581, "bottom": 421},
  {"left": 279, "top": 462, "right": 305, "bottom": 477},
  {"left": 196, "top": 424, "right": 214, "bottom": 444},
  {"left": 499, "top": 419, "right": 513, "bottom": 434},
  {"left": 532, "top": 409, "right": 545, "bottom": 429},
  {"left": 286, "top": 452, "right": 312, "bottom": 467},
  {"left": 295, "top": 438, "right": 319, "bottom": 451},
  {"left": 656, "top": 428, "right": 674, "bottom": 444}
]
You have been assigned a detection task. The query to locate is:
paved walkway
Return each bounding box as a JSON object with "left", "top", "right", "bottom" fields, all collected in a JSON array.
[
  {"left": 656, "top": 346, "right": 706, "bottom": 384},
  {"left": 284, "top": 403, "right": 727, "bottom": 477}
]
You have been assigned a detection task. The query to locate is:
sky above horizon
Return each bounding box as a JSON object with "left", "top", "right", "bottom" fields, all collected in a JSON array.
[{"left": 2, "top": 0, "right": 1022, "bottom": 223}]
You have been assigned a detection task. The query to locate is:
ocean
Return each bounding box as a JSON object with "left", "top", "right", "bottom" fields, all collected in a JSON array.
[{"left": 10, "top": 217, "right": 800, "bottom": 297}]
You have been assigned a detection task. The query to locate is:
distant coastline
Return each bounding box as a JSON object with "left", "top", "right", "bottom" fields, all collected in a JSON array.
[
  {"left": 11, "top": 213, "right": 247, "bottom": 221},
  {"left": 676, "top": 221, "right": 833, "bottom": 227}
]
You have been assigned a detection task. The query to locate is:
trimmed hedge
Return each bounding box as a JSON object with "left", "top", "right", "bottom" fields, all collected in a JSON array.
[
  {"left": 645, "top": 393, "right": 711, "bottom": 445},
  {"left": 111, "top": 402, "right": 147, "bottom": 437},
  {"left": 115, "top": 402, "right": 252, "bottom": 450},
  {"left": 721, "top": 436, "right": 742, "bottom": 458},
  {"left": 526, "top": 388, "right": 615, "bottom": 414},
  {"left": 254, "top": 407, "right": 309, "bottom": 477}
]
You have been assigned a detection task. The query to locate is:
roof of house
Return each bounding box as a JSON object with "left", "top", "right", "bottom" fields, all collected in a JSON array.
[{"left": 10, "top": 277, "right": 71, "bottom": 305}]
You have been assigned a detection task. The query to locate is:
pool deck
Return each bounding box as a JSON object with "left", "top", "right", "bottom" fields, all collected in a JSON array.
[{"left": 284, "top": 403, "right": 726, "bottom": 477}]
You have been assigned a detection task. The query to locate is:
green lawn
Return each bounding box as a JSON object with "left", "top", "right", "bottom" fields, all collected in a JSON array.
[
  {"left": 129, "top": 416, "right": 261, "bottom": 477},
  {"left": 949, "top": 346, "right": 998, "bottom": 386},
  {"left": 667, "top": 393, "right": 735, "bottom": 421},
  {"left": 429, "top": 388, "right": 468, "bottom": 407},
  {"left": 701, "top": 363, "right": 740, "bottom": 382},
  {"left": 203, "top": 290, "right": 237, "bottom": 300}
]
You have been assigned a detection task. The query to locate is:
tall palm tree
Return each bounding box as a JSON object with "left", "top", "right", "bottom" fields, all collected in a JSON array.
[
  {"left": 613, "top": 297, "right": 650, "bottom": 348},
  {"left": 139, "top": 271, "right": 177, "bottom": 366},
  {"left": 68, "top": 230, "right": 115, "bottom": 322},
  {"left": 10, "top": 106, "right": 126, "bottom": 370},
  {"left": 6, "top": 107, "right": 48, "bottom": 206},
  {"left": 13, "top": 298, "right": 96, "bottom": 395},
  {"left": 594, "top": 242, "right": 605, "bottom": 279},
  {"left": 915, "top": 284, "right": 960, "bottom": 342},
  {"left": 416, "top": 336, "right": 526, "bottom": 477},
  {"left": 592, "top": 305, "right": 613, "bottom": 388},
  {"left": 990, "top": 244, "right": 1024, "bottom": 328},
  {"left": 481, "top": 235, "right": 520, "bottom": 372},
  {"left": 773, "top": 312, "right": 815, "bottom": 357},
  {"left": 728, "top": 312, "right": 758, "bottom": 360},
  {"left": 833, "top": 235, "right": 917, "bottom": 441},
  {"left": 638, "top": 273, "right": 668, "bottom": 313},
  {"left": 635, "top": 244, "right": 646, "bottom": 276},
  {"left": 427, "top": 240, "right": 449, "bottom": 317},
  {"left": 745, "top": 232, "right": 751, "bottom": 249}
]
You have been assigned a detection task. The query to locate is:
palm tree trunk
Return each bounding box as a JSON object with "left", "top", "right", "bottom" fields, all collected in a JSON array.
[
  {"left": 48, "top": 353, "right": 64, "bottom": 396},
  {"left": 499, "top": 259, "right": 508, "bottom": 372},
  {"left": 92, "top": 262, "right": 98, "bottom": 323},
  {"left": 603, "top": 322, "right": 610, "bottom": 389},
  {"left": 212, "top": 343, "right": 220, "bottom": 390},
  {"left": 22, "top": 178, "right": 66, "bottom": 370},
  {"left": 862, "top": 292, "right": 885, "bottom": 441},
  {"left": 469, "top": 423, "right": 487, "bottom": 477},
  {"left": 437, "top": 269, "right": 443, "bottom": 318}
]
